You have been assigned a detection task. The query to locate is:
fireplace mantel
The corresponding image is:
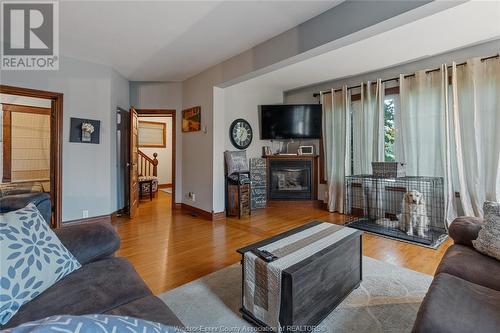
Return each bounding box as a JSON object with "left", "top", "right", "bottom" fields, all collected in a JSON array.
[{"left": 264, "top": 155, "right": 318, "bottom": 201}]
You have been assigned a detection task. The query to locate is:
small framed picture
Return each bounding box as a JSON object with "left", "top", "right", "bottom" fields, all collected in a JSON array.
[
  {"left": 70, "top": 118, "right": 100, "bottom": 144},
  {"left": 182, "top": 106, "right": 201, "bottom": 132}
]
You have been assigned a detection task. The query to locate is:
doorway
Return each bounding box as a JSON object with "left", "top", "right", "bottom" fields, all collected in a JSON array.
[
  {"left": 137, "top": 109, "right": 176, "bottom": 210},
  {"left": 0, "top": 85, "right": 63, "bottom": 228},
  {"left": 117, "top": 108, "right": 176, "bottom": 216}
]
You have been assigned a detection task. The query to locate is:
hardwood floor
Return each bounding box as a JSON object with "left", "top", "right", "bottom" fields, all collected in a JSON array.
[{"left": 113, "top": 191, "right": 451, "bottom": 295}]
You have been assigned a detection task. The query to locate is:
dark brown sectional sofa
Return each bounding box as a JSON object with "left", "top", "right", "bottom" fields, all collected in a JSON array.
[
  {"left": 412, "top": 216, "right": 500, "bottom": 333},
  {"left": 2, "top": 193, "right": 183, "bottom": 329}
]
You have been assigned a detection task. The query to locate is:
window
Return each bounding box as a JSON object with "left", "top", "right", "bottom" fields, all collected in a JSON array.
[
  {"left": 138, "top": 120, "right": 166, "bottom": 148},
  {"left": 384, "top": 97, "right": 396, "bottom": 161}
]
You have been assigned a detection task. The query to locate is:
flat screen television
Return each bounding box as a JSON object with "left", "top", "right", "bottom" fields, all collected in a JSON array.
[{"left": 260, "top": 104, "right": 322, "bottom": 139}]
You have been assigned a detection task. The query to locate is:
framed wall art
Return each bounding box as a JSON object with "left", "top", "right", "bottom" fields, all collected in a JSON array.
[
  {"left": 69, "top": 118, "right": 100, "bottom": 144},
  {"left": 182, "top": 106, "right": 201, "bottom": 132}
]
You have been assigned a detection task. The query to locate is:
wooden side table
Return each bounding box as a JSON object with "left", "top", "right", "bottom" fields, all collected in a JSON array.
[
  {"left": 139, "top": 179, "right": 153, "bottom": 201},
  {"left": 225, "top": 171, "right": 251, "bottom": 218}
]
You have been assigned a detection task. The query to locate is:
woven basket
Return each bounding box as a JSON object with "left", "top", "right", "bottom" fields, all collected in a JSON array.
[{"left": 371, "top": 162, "right": 406, "bottom": 178}]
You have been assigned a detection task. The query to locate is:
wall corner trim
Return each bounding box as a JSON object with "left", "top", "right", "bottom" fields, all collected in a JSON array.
[{"left": 181, "top": 203, "right": 226, "bottom": 221}]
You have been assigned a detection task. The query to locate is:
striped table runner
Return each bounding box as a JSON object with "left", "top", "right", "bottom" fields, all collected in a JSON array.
[{"left": 243, "top": 222, "right": 358, "bottom": 331}]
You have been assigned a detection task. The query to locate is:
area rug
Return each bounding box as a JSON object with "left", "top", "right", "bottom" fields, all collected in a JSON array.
[{"left": 158, "top": 257, "right": 432, "bottom": 333}]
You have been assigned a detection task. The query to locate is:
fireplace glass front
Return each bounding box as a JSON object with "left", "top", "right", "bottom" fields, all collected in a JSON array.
[{"left": 269, "top": 160, "right": 312, "bottom": 200}]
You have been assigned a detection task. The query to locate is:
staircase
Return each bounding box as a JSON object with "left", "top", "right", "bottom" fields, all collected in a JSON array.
[{"left": 138, "top": 150, "right": 158, "bottom": 177}]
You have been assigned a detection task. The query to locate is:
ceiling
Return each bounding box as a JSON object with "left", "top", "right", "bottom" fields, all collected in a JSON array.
[
  {"left": 57, "top": 0, "right": 339, "bottom": 81},
  {"left": 228, "top": 0, "right": 500, "bottom": 94}
]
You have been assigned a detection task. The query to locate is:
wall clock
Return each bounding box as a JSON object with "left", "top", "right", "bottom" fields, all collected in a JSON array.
[{"left": 229, "top": 118, "right": 253, "bottom": 149}]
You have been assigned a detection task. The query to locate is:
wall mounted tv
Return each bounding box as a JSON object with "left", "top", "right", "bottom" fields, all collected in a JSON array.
[{"left": 260, "top": 104, "right": 322, "bottom": 140}]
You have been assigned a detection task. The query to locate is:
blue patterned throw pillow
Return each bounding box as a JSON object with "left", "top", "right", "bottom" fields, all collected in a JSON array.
[
  {"left": 0, "top": 204, "right": 81, "bottom": 325},
  {"left": 3, "top": 314, "right": 182, "bottom": 333}
]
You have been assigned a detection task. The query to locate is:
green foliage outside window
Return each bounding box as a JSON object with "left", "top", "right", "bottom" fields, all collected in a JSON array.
[{"left": 384, "top": 98, "right": 396, "bottom": 161}]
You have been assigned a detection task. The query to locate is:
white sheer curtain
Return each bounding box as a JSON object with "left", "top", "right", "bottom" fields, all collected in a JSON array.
[
  {"left": 451, "top": 57, "right": 500, "bottom": 216},
  {"left": 322, "top": 87, "right": 351, "bottom": 213},
  {"left": 321, "top": 56, "right": 499, "bottom": 220},
  {"left": 352, "top": 79, "right": 385, "bottom": 174},
  {"left": 398, "top": 65, "right": 457, "bottom": 225}
]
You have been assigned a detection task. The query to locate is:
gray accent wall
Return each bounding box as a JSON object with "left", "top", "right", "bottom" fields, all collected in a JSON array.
[
  {"left": 182, "top": 69, "right": 221, "bottom": 212},
  {"left": 1, "top": 56, "right": 129, "bottom": 222}
]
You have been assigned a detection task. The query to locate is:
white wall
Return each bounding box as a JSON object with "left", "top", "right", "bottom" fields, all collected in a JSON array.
[
  {"left": 1, "top": 56, "right": 129, "bottom": 222},
  {"left": 223, "top": 83, "right": 283, "bottom": 157},
  {"left": 210, "top": 82, "right": 284, "bottom": 213},
  {"left": 129, "top": 82, "right": 183, "bottom": 203},
  {"left": 138, "top": 116, "right": 173, "bottom": 185}
]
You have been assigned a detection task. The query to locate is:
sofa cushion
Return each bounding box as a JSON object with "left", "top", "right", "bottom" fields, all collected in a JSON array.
[
  {"left": 448, "top": 216, "right": 483, "bottom": 247},
  {"left": 472, "top": 201, "right": 500, "bottom": 260},
  {"left": 0, "top": 193, "right": 52, "bottom": 226},
  {"left": 224, "top": 150, "right": 249, "bottom": 176},
  {"left": 412, "top": 273, "right": 500, "bottom": 333},
  {"left": 0, "top": 204, "right": 81, "bottom": 325},
  {"left": 436, "top": 244, "right": 500, "bottom": 292},
  {"left": 105, "top": 295, "right": 184, "bottom": 328},
  {"left": 4, "top": 314, "right": 180, "bottom": 333},
  {"left": 55, "top": 222, "right": 120, "bottom": 265},
  {"left": 3, "top": 257, "right": 151, "bottom": 329}
]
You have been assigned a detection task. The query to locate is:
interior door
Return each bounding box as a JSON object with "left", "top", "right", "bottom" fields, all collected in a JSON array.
[
  {"left": 129, "top": 107, "right": 139, "bottom": 218},
  {"left": 116, "top": 107, "right": 130, "bottom": 215}
]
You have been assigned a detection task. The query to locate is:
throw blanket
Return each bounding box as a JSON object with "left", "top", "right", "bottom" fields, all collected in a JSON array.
[{"left": 243, "top": 223, "right": 358, "bottom": 331}]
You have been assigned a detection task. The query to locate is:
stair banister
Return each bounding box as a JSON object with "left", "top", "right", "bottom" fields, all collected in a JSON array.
[{"left": 138, "top": 150, "right": 158, "bottom": 177}]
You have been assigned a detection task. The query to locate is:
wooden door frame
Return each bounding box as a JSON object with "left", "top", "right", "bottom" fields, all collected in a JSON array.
[
  {"left": 129, "top": 108, "right": 139, "bottom": 218},
  {"left": 0, "top": 85, "right": 63, "bottom": 228},
  {"left": 136, "top": 109, "right": 176, "bottom": 209}
]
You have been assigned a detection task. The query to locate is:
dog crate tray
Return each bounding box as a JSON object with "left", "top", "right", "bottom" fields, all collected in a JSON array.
[{"left": 345, "top": 218, "right": 447, "bottom": 248}]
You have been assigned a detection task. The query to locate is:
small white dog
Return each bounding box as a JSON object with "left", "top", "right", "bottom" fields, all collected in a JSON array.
[{"left": 399, "top": 190, "right": 430, "bottom": 238}]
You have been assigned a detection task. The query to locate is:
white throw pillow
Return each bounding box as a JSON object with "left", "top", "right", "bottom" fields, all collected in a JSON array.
[
  {"left": 0, "top": 204, "right": 81, "bottom": 325},
  {"left": 472, "top": 201, "right": 500, "bottom": 261}
]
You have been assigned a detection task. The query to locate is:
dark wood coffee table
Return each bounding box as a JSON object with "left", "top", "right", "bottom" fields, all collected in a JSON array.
[{"left": 237, "top": 221, "right": 363, "bottom": 331}]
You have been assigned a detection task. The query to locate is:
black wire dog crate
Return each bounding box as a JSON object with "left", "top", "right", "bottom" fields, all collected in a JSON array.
[{"left": 344, "top": 175, "right": 447, "bottom": 248}]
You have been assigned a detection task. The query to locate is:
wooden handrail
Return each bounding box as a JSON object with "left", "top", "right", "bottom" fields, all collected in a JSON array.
[{"left": 138, "top": 150, "right": 158, "bottom": 177}]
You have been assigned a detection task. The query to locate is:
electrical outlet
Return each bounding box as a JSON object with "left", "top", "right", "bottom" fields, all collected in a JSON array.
[
  {"left": 82, "top": 210, "right": 89, "bottom": 218},
  {"left": 186, "top": 192, "right": 196, "bottom": 202}
]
